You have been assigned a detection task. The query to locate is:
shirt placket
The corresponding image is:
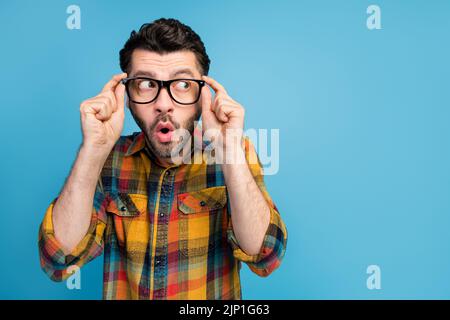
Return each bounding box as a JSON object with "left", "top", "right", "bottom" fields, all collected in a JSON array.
[{"left": 150, "top": 167, "right": 175, "bottom": 299}]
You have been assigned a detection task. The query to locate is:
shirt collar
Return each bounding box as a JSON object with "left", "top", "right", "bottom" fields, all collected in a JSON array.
[{"left": 125, "top": 131, "right": 146, "bottom": 156}]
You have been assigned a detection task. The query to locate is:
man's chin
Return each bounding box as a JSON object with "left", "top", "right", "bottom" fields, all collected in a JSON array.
[
  {"left": 146, "top": 135, "right": 175, "bottom": 158},
  {"left": 144, "top": 126, "right": 193, "bottom": 162}
]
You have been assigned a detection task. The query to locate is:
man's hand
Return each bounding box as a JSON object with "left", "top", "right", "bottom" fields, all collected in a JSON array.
[
  {"left": 53, "top": 73, "right": 127, "bottom": 254},
  {"left": 80, "top": 73, "right": 127, "bottom": 151},
  {"left": 200, "top": 76, "right": 271, "bottom": 256},
  {"left": 200, "top": 76, "right": 245, "bottom": 146}
]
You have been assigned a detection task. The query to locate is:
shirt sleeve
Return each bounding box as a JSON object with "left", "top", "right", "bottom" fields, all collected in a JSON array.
[
  {"left": 38, "top": 180, "right": 108, "bottom": 282},
  {"left": 227, "top": 137, "right": 288, "bottom": 277}
]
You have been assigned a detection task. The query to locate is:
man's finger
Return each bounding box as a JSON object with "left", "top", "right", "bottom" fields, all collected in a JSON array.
[
  {"left": 114, "top": 81, "right": 126, "bottom": 114},
  {"left": 201, "top": 85, "right": 213, "bottom": 112},
  {"left": 214, "top": 103, "right": 229, "bottom": 123},
  {"left": 98, "top": 92, "right": 116, "bottom": 112},
  {"left": 200, "top": 85, "right": 219, "bottom": 127},
  {"left": 102, "top": 73, "right": 127, "bottom": 93},
  {"left": 82, "top": 101, "right": 111, "bottom": 121},
  {"left": 202, "top": 76, "right": 228, "bottom": 95}
]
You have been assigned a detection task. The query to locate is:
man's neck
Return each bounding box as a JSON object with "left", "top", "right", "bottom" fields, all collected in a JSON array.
[{"left": 143, "top": 142, "right": 173, "bottom": 168}]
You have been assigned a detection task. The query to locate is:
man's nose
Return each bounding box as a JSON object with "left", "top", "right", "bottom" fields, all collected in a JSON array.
[{"left": 154, "top": 87, "right": 174, "bottom": 114}]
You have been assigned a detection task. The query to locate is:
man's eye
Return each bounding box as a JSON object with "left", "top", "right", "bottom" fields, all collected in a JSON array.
[
  {"left": 138, "top": 80, "right": 156, "bottom": 90},
  {"left": 175, "top": 81, "right": 190, "bottom": 90}
]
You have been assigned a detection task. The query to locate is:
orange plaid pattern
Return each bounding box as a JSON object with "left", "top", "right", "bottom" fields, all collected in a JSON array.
[{"left": 38, "top": 130, "right": 287, "bottom": 299}]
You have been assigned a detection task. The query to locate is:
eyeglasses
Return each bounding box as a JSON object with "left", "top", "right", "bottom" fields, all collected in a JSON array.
[{"left": 121, "top": 77, "right": 205, "bottom": 105}]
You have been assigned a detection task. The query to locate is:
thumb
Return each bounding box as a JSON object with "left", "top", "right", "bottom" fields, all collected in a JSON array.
[
  {"left": 114, "top": 82, "right": 126, "bottom": 114},
  {"left": 201, "top": 85, "right": 215, "bottom": 121}
]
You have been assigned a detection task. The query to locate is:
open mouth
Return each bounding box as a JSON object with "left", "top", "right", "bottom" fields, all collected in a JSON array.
[{"left": 155, "top": 122, "right": 175, "bottom": 143}]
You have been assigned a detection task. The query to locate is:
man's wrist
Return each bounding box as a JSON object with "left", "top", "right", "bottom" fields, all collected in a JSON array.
[
  {"left": 80, "top": 142, "right": 112, "bottom": 159},
  {"left": 77, "top": 143, "right": 111, "bottom": 175},
  {"left": 221, "top": 137, "right": 247, "bottom": 170}
]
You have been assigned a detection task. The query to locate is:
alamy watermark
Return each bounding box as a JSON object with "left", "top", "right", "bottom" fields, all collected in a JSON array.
[
  {"left": 366, "top": 264, "right": 381, "bottom": 290},
  {"left": 66, "top": 5, "right": 81, "bottom": 30},
  {"left": 367, "top": 5, "right": 382, "bottom": 30},
  {"left": 66, "top": 265, "right": 81, "bottom": 290},
  {"left": 168, "top": 123, "right": 279, "bottom": 175}
]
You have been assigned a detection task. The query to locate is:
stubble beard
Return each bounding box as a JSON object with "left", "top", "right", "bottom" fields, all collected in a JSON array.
[{"left": 129, "top": 105, "right": 201, "bottom": 162}]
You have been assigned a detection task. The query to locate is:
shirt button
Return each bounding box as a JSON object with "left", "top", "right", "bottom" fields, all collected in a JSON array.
[
  {"left": 160, "top": 212, "right": 164, "bottom": 217},
  {"left": 155, "top": 259, "right": 160, "bottom": 265}
]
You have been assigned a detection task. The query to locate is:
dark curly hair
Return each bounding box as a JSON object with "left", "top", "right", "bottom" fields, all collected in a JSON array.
[{"left": 119, "top": 18, "right": 210, "bottom": 75}]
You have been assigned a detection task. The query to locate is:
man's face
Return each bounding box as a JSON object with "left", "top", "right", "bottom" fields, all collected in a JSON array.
[{"left": 127, "top": 49, "right": 203, "bottom": 164}]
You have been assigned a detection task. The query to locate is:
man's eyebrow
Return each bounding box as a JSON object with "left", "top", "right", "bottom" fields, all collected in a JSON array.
[
  {"left": 131, "top": 70, "right": 156, "bottom": 77},
  {"left": 130, "top": 68, "right": 196, "bottom": 78},
  {"left": 171, "top": 68, "right": 196, "bottom": 78}
]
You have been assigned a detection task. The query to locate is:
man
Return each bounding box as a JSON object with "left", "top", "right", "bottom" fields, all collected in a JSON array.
[{"left": 38, "top": 18, "right": 287, "bottom": 300}]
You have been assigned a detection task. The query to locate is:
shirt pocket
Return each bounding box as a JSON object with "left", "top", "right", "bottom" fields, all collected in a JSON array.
[
  {"left": 177, "top": 186, "right": 227, "bottom": 258},
  {"left": 106, "top": 193, "right": 148, "bottom": 251},
  {"left": 106, "top": 193, "right": 147, "bottom": 217}
]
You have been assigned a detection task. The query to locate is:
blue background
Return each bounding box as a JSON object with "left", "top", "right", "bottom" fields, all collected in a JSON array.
[{"left": 0, "top": 0, "right": 449, "bottom": 299}]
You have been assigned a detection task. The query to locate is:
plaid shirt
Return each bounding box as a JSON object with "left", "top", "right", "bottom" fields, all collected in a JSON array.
[{"left": 38, "top": 130, "right": 287, "bottom": 299}]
